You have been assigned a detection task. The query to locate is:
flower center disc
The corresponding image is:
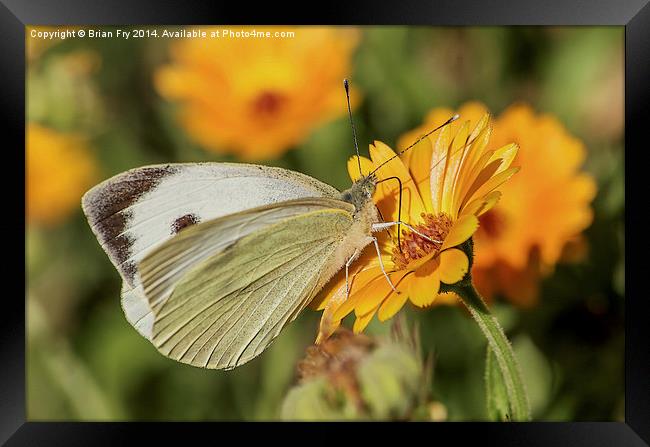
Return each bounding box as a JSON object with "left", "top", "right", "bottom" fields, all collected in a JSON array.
[
  {"left": 252, "top": 90, "right": 287, "bottom": 117},
  {"left": 392, "top": 213, "right": 453, "bottom": 269}
]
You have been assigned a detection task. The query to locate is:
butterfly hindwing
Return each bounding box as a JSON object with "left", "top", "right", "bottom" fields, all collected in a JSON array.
[{"left": 139, "top": 199, "right": 356, "bottom": 370}]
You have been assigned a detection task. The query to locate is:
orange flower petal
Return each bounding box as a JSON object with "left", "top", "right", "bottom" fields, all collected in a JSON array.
[
  {"left": 370, "top": 141, "right": 425, "bottom": 223},
  {"left": 408, "top": 261, "right": 441, "bottom": 307},
  {"left": 315, "top": 249, "right": 385, "bottom": 312},
  {"left": 378, "top": 288, "right": 410, "bottom": 321},
  {"left": 353, "top": 270, "right": 410, "bottom": 317},
  {"left": 429, "top": 125, "right": 453, "bottom": 213},
  {"left": 438, "top": 248, "right": 469, "bottom": 284},
  {"left": 316, "top": 298, "right": 342, "bottom": 344},
  {"left": 465, "top": 166, "right": 521, "bottom": 206},
  {"left": 442, "top": 214, "right": 479, "bottom": 250},
  {"left": 477, "top": 190, "right": 502, "bottom": 216},
  {"left": 459, "top": 158, "right": 502, "bottom": 210},
  {"left": 460, "top": 196, "right": 487, "bottom": 218},
  {"left": 448, "top": 121, "right": 471, "bottom": 177},
  {"left": 461, "top": 191, "right": 502, "bottom": 218},
  {"left": 451, "top": 121, "right": 471, "bottom": 154},
  {"left": 406, "top": 137, "right": 434, "bottom": 212},
  {"left": 440, "top": 124, "right": 470, "bottom": 215},
  {"left": 353, "top": 308, "right": 377, "bottom": 333},
  {"left": 455, "top": 147, "right": 495, "bottom": 209},
  {"left": 461, "top": 120, "right": 492, "bottom": 177},
  {"left": 317, "top": 262, "right": 383, "bottom": 342},
  {"left": 488, "top": 143, "right": 519, "bottom": 175},
  {"left": 347, "top": 155, "right": 375, "bottom": 182},
  {"left": 312, "top": 267, "right": 344, "bottom": 311},
  {"left": 331, "top": 266, "right": 385, "bottom": 320},
  {"left": 467, "top": 113, "right": 491, "bottom": 145}
]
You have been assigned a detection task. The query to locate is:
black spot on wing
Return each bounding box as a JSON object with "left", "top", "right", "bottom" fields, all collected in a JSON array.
[
  {"left": 82, "top": 165, "right": 178, "bottom": 282},
  {"left": 171, "top": 213, "right": 200, "bottom": 234}
]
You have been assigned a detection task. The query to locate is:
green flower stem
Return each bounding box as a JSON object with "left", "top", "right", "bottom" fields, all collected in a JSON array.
[{"left": 452, "top": 280, "right": 530, "bottom": 421}]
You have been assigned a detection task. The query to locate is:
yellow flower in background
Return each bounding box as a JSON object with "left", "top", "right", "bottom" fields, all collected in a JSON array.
[
  {"left": 399, "top": 102, "right": 597, "bottom": 307},
  {"left": 27, "top": 124, "right": 97, "bottom": 226},
  {"left": 314, "top": 114, "right": 519, "bottom": 340},
  {"left": 155, "top": 27, "right": 360, "bottom": 160}
]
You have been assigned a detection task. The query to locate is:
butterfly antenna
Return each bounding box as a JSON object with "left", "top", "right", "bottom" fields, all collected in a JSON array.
[
  {"left": 369, "top": 113, "right": 460, "bottom": 175},
  {"left": 344, "top": 78, "right": 363, "bottom": 177}
]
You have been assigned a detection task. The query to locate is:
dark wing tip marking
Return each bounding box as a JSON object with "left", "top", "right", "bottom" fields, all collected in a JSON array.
[
  {"left": 82, "top": 165, "right": 179, "bottom": 282},
  {"left": 82, "top": 165, "right": 178, "bottom": 223}
]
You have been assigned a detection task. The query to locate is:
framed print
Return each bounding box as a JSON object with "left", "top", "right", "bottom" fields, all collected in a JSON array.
[{"left": 4, "top": 0, "right": 649, "bottom": 444}]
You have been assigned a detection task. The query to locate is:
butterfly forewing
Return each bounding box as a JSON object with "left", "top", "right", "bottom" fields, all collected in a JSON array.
[{"left": 81, "top": 163, "right": 340, "bottom": 339}]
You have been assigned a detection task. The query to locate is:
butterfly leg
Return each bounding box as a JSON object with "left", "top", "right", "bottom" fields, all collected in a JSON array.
[
  {"left": 370, "top": 236, "right": 399, "bottom": 294},
  {"left": 372, "top": 221, "right": 442, "bottom": 244},
  {"left": 345, "top": 248, "right": 361, "bottom": 299}
]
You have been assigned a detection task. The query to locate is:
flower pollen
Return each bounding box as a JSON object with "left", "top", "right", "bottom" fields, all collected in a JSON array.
[{"left": 392, "top": 213, "right": 453, "bottom": 269}]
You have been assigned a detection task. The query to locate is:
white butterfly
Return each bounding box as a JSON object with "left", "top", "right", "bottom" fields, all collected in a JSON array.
[
  {"left": 83, "top": 162, "right": 386, "bottom": 369},
  {"left": 82, "top": 85, "right": 458, "bottom": 370}
]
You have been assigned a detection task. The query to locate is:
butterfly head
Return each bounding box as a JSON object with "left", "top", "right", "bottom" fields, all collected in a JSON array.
[{"left": 341, "top": 174, "right": 377, "bottom": 211}]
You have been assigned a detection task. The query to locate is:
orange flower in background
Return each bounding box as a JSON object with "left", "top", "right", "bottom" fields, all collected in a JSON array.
[
  {"left": 155, "top": 27, "right": 360, "bottom": 160},
  {"left": 314, "top": 113, "right": 520, "bottom": 340},
  {"left": 398, "top": 102, "right": 597, "bottom": 307},
  {"left": 26, "top": 124, "right": 97, "bottom": 226}
]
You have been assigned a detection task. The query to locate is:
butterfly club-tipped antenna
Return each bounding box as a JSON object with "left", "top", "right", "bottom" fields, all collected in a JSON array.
[{"left": 344, "top": 78, "right": 363, "bottom": 177}]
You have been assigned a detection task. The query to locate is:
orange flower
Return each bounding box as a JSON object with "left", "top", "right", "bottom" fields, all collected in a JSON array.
[
  {"left": 26, "top": 124, "right": 97, "bottom": 226},
  {"left": 314, "top": 113, "right": 519, "bottom": 340},
  {"left": 398, "top": 102, "right": 597, "bottom": 307},
  {"left": 155, "top": 26, "right": 360, "bottom": 160}
]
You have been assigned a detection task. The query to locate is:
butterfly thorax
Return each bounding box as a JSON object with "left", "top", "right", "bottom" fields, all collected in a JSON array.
[
  {"left": 319, "top": 174, "right": 379, "bottom": 294},
  {"left": 339, "top": 174, "right": 380, "bottom": 247}
]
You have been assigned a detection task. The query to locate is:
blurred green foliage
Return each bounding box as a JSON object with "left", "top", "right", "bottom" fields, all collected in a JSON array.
[{"left": 26, "top": 26, "right": 624, "bottom": 421}]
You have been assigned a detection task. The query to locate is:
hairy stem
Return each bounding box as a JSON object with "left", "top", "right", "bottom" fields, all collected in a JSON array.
[{"left": 451, "top": 280, "right": 530, "bottom": 421}]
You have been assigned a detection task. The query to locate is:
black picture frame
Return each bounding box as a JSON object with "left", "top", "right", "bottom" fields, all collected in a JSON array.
[{"left": 5, "top": 0, "right": 648, "bottom": 444}]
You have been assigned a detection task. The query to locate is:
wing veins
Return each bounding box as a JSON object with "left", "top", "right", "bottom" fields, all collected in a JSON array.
[
  {"left": 153, "top": 240, "right": 313, "bottom": 348},
  {"left": 213, "top": 241, "right": 332, "bottom": 368}
]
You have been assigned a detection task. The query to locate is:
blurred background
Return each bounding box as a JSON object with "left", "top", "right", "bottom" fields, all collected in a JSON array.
[{"left": 26, "top": 26, "right": 624, "bottom": 421}]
